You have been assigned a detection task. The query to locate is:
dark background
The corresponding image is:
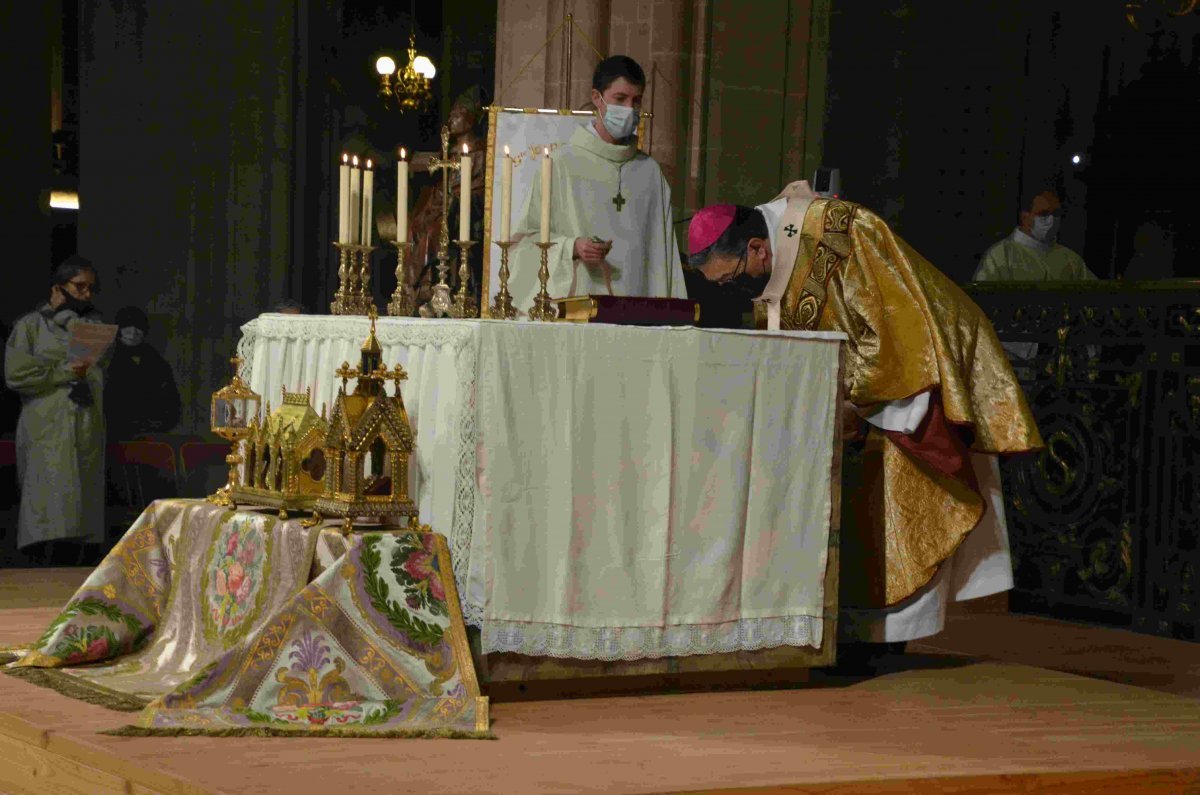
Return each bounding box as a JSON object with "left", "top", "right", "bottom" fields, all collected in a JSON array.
[{"left": 822, "top": 0, "right": 1199, "bottom": 281}]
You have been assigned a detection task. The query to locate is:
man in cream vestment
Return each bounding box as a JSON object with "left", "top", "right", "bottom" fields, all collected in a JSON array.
[
  {"left": 688, "top": 186, "right": 1043, "bottom": 643},
  {"left": 509, "top": 56, "right": 686, "bottom": 313}
]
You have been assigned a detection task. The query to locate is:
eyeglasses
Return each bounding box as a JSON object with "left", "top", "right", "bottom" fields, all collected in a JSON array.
[
  {"left": 717, "top": 254, "right": 747, "bottom": 286},
  {"left": 64, "top": 279, "right": 99, "bottom": 296}
]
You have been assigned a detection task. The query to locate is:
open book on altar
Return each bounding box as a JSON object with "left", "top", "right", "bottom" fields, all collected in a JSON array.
[{"left": 552, "top": 295, "right": 699, "bottom": 325}]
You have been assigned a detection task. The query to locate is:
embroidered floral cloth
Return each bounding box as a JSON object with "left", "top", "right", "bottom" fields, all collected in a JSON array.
[{"left": 7, "top": 499, "right": 488, "bottom": 737}]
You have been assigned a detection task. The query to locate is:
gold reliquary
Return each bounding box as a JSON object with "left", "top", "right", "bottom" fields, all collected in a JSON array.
[
  {"left": 312, "top": 307, "right": 419, "bottom": 531},
  {"left": 231, "top": 387, "right": 330, "bottom": 518}
]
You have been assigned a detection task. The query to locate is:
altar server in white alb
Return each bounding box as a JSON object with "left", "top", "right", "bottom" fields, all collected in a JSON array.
[{"left": 509, "top": 55, "right": 687, "bottom": 313}]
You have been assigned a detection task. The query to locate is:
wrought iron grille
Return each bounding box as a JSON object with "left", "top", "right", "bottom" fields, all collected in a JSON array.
[{"left": 966, "top": 280, "right": 1200, "bottom": 641}]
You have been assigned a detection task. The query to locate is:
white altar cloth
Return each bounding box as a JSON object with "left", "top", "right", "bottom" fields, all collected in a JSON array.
[{"left": 238, "top": 315, "right": 845, "bottom": 659}]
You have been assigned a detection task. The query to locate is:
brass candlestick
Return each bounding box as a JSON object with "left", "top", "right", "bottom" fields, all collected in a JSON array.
[
  {"left": 331, "top": 244, "right": 377, "bottom": 315},
  {"left": 354, "top": 245, "right": 377, "bottom": 314},
  {"left": 387, "top": 240, "right": 415, "bottom": 317},
  {"left": 419, "top": 125, "right": 461, "bottom": 319},
  {"left": 449, "top": 239, "right": 477, "bottom": 318},
  {"left": 331, "top": 243, "right": 351, "bottom": 314},
  {"left": 490, "top": 240, "right": 517, "bottom": 320},
  {"left": 527, "top": 241, "right": 558, "bottom": 322}
]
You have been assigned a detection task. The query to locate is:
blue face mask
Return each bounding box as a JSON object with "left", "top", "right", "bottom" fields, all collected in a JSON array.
[{"left": 600, "top": 101, "right": 638, "bottom": 140}]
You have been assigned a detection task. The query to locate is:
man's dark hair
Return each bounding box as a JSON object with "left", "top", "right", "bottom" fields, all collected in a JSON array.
[
  {"left": 115, "top": 306, "right": 149, "bottom": 331},
  {"left": 1020, "top": 182, "right": 1061, "bottom": 213},
  {"left": 273, "top": 298, "right": 306, "bottom": 313},
  {"left": 687, "top": 206, "right": 769, "bottom": 267},
  {"left": 593, "top": 55, "right": 646, "bottom": 93},
  {"left": 50, "top": 255, "right": 98, "bottom": 289}
]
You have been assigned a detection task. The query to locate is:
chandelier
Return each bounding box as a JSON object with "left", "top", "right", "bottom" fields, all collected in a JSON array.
[
  {"left": 375, "top": 32, "right": 436, "bottom": 112},
  {"left": 1125, "top": 0, "right": 1199, "bottom": 30}
]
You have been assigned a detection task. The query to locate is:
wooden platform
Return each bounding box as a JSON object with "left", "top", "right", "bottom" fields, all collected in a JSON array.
[{"left": 2, "top": 569, "right": 1200, "bottom": 794}]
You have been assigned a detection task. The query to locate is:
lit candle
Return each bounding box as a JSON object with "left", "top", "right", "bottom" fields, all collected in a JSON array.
[
  {"left": 397, "top": 147, "right": 408, "bottom": 242},
  {"left": 349, "top": 155, "right": 362, "bottom": 245},
  {"left": 459, "top": 143, "right": 472, "bottom": 242},
  {"left": 539, "top": 147, "right": 551, "bottom": 244},
  {"left": 338, "top": 153, "right": 350, "bottom": 244},
  {"left": 361, "top": 159, "right": 374, "bottom": 246},
  {"left": 500, "top": 145, "right": 512, "bottom": 241}
]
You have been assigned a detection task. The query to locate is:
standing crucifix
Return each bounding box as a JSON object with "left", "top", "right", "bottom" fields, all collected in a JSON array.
[{"left": 419, "top": 125, "right": 461, "bottom": 318}]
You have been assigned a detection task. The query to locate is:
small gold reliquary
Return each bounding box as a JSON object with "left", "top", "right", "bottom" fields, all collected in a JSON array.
[
  {"left": 231, "top": 387, "right": 329, "bottom": 518},
  {"left": 312, "top": 307, "right": 419, "bottom": 531}
]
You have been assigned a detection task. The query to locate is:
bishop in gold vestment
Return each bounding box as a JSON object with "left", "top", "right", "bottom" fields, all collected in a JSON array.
[{"left": 689, "top": 186, "right": 1042, "bottom": 639}]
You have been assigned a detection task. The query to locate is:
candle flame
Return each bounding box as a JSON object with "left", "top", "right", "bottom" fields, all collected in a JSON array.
[
  {"left": 400, "top": 147, "right": 407, "bottom": 160},
  {"left": 351, "top": 155, "right": 359, "bottom": 166},
  {"left": 342, "top": 153, "right": 349, "bottom": 164},
  {"left": 543, "top": 147, "right": 549, "bottom": 155},
  {"left": 504, "top": 144, "right": 510, "bottom": 156},
  {"left": 366, "top": 159, "right": 372, "bottom": 169},
  {"left": 462, "top": 143, "right": 469, "bottom": 155}
]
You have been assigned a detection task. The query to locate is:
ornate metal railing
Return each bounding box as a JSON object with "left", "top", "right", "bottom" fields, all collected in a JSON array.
[{"left": 965, "top": 280, "right": 1200, "bottom": 641}]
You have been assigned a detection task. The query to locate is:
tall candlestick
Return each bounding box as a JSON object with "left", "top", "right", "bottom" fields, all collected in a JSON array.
[
  {"left": 361, "top": 159, "right": 374, "bottom": 246},
  {"left": 349, "top": 155, "right": 362, "bottom": 245},
  {"left": 459, "top": 143, "right": 472, "bottom": 242},
  {"left": 539, "top": 147, "right": 551, "bottom": 244},
  {"left": 338, "top": 153, "right": 350, "bottom": 244},
  {"left": 397, "top": 147, "right": 408, "bottom": 242},
  {"left": 500, "top": 145, "right": 512, "bottom": 241}
]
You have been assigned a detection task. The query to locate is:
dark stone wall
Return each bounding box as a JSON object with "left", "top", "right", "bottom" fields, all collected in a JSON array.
[{"left": 822, "top": 1, "right": 1200, "bottom": 281}]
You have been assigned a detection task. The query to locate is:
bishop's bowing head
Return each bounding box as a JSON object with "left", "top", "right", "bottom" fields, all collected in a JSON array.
[{"left": 687, "top": 204, "right": 772, "bottom": 300}]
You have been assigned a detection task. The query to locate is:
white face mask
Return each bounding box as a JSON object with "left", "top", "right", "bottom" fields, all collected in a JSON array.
[
  {"left": 599, "top": 101, "right": 638, "bottom": 140},
  {"left": 119, "top": 327, "right": 146, "bottom": 347},
  {"left": 1030, "top": 215, "right": 1059, "bottom": 244}
]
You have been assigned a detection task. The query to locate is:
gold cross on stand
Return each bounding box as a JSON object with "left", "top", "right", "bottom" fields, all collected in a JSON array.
[
  {"left": 335, "top": 361, "right": 359, "bottom": 391},
  {"left": 420, "top": 125, "right": 461, "bottom": 318}
]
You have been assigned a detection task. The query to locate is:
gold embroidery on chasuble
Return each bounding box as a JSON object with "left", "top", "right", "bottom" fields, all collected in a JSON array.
[{"left": 780, "top": 199, "right": 855, "bottom": 332}]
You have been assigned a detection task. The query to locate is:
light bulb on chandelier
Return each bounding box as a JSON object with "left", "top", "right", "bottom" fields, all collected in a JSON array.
[
  {"left": 375, "top": 56, "right": 396, "bottom": 77},
  {"left": 375, "top": 28, "right": 435, "bottom": 112}
]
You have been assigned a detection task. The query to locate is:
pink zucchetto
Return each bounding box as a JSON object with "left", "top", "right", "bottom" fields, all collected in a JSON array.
[{"left": 688, "top": 204, "right": 737, "bottom": 256}]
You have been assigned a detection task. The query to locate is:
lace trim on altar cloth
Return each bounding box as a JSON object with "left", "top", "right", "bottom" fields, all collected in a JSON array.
[{"left": 480, "top": 615, "right": 824, "bottom": 661}]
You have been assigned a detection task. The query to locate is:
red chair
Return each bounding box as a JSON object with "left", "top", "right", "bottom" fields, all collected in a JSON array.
[
  {"left": 179, "top": 441, "right": 232, "bottom": 498},
  {"left": 106, "top": 441, "right": 179, "bottom": 534}
]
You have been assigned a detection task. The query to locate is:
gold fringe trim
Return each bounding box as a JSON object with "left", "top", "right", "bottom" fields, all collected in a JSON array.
[
  {"left": 2, "top": 666, "right": 150, "bottom": 713},
  {"left": 102, "top": 725, "right": 497, "bottom": 739}
]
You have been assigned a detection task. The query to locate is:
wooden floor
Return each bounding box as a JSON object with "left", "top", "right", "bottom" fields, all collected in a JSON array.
[{"left": 2, "top": 568, "right": 1199, "bottom": 795}]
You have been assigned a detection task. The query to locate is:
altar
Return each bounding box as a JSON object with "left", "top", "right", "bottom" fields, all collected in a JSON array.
[{"left": 238, "top": 315, "right": 847, "bottom": 681}]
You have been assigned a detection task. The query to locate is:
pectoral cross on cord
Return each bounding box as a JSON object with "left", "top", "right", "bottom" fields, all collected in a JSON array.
[{"left": 613, "top": 162, "right": 626, "bottom": 212}]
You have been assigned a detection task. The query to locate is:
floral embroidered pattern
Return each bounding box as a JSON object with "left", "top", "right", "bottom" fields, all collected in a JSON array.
[
  {"left": 33, "top": 596, "right": 148, "bottom": 666},
  {"left": 266, "top": 630, "right": 369, "bottom": 726},
  {"left": 361, "top": 535, "right": 444, "bottom": 647},
  {"left": 201, "top": 514, "right": 272, "bottom": 645},
  {"left": 52, "top": 625, "right": 121, "bottom": 666},
  {"left": 392, "top": 534, "right": 447, "bottom": 617}
]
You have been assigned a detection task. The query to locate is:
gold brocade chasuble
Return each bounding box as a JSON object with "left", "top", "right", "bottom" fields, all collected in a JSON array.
[{"left": 773, "top": 198, "right": 1043, "bottom": 607}]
